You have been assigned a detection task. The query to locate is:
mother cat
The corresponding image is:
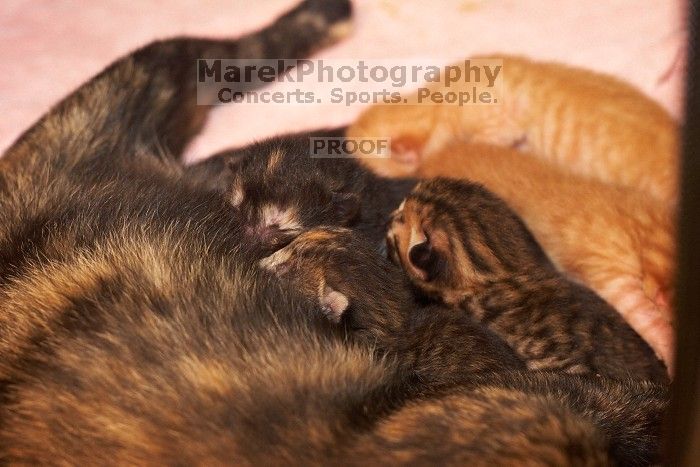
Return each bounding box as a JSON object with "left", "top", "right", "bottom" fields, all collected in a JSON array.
[{"left": 0, "top": 1, "right": 406, "bottom": 462}]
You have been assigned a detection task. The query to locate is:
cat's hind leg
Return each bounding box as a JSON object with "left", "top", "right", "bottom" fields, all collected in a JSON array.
[{"left": 1, "top": 0, "right": 353, "bottom": 173}]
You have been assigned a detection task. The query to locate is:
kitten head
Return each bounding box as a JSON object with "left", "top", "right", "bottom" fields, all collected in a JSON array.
[
  {"left": 224, "top": 135, "right": 365, "bottom": 253},
  {"left": 386, "top": 177, "right": 553, "bottom": 304},
  {"left": 259, "top": 227, "right": 411, "bottom": 327},
  {"left": 346, "top": 104, "right": 435, "bottom": 178}
]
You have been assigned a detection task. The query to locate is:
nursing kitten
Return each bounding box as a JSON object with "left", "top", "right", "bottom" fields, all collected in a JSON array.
[
  {"left": 187, "top": 129, "right": 417, "bottom": 249},
  {"left": 348, "top": 54, "right": 679, "bottom": 204},
  {"left": 346, "top": 56, "right": 678, "bottom": 367},
  {"left": 386, "top": 178, "right": 668, "bottom": 382},
  {"left": 260, "top": 227, "right": 668, "bottom": 466},
  {"left": 259, "top": 227, "right": 526, "bottom": 391},
  {"left": 415, "top": 142, "right": 675, "bottom": 367}
]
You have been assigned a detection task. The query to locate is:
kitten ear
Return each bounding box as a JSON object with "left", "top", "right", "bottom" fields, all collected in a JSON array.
[
  {"left": 331, "top": 192, "right": 361, "bottom": 225},
  {"left": 319, "top": 284, "right": 349, "bottom": 323},
  {"left": 408, "top": 240, "right": 444, "bottom": 282}
]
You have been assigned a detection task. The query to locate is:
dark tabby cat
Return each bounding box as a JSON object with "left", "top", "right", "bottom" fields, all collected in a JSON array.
[
  {"left": 260, "top": 227, "right": 668, "bottom": 466},
  {"left": 0, "top": 0, "right": 424, "bottom": 462},
  {"left": 386, "top": 177, "right": 668, "bottom": 382}
]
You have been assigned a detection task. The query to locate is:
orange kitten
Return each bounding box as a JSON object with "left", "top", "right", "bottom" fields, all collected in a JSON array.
[
  {"left": 348, "top": 55, "right": 679, "bottom": 205},
  {"left": 347, "top": 55, "right": 678, "bottom": 367}
]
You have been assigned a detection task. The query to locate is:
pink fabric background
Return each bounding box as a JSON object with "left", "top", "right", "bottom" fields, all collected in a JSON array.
[{"left": 0, "top": 0, "right": 687, "bottom": 161}]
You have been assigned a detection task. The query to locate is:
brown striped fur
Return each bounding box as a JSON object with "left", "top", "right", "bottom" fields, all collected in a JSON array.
[
  {"left": 418, "top": 142, "right": 676, "bottom": 367},
  {"left": 387, "top": 178, "right": 668, "bottom": 382}
]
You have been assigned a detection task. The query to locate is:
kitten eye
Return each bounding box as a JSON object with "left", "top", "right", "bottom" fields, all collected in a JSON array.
[{"left": 331, "top": 192, "right": 360, "bottom": 225}]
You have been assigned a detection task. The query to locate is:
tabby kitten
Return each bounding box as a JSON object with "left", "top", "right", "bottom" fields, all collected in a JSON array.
[
  {"left": 346, "top": 55, "right": 678, "bottom": 367},
  {"left": 415, "top": 142, "right": 675, "bottom": 367},
  {"left": 386, "top": 178, "right": 668, "bottom": 382},
  {"left": 260, "top": 226, "right": 668, "bottom": 466}
]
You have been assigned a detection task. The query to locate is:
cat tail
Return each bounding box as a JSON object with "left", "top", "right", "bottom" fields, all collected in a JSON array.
[
  {"left": 470, "top": 371, "right": 668, "bottom": 466},
  {"left": 0, "top": 0, "right": 352, "bottom": 171},
  {"left": 345, "top": 388, "right": 612, "bottom": 466}
]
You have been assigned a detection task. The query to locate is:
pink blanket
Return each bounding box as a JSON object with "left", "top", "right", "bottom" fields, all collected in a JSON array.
[{"left": 0, "top": 0, "right": 686, "bottom": 161}]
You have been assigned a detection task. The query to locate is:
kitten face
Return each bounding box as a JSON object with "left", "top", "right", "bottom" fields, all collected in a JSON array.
[
  {"left": 226, "top": 137, "right": 364, "bottom": 253},
  {"left": 260, "top": 227, "right": 412, "bottom": 324},
  {"left": 387, "top": 177, "right": 553, "bottom": 303}
]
